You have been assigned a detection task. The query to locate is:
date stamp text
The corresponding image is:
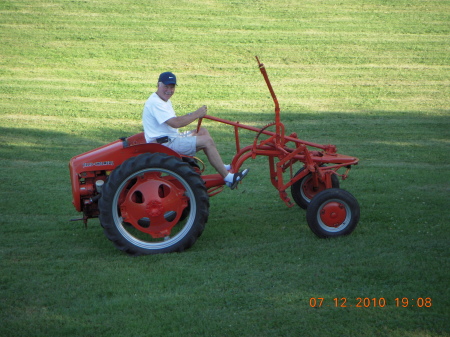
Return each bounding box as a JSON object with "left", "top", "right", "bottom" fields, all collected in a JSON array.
[{"left": 309, "top": 297, "right": 432, "bottom": 308}]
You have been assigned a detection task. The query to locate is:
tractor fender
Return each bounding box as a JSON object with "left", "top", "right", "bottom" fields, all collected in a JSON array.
[{"left": 69, "top": 133, "right": 181, "bottom": 212}]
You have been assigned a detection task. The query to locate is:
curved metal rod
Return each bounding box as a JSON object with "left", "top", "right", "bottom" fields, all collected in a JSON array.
[{"left": 255, "top": 56, "right": 283, "bottom": 145}]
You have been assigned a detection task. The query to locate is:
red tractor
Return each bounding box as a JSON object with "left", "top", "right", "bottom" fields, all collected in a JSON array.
[{"left": 69, "top": 57, "right": 360, "bottom": 255}]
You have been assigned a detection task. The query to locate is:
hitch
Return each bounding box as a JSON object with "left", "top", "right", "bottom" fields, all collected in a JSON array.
[{"left": 70, "top": 215, "right": 89, "bottom": 228}]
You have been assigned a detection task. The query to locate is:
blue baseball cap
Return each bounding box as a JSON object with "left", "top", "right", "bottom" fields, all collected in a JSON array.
[{"left": 158, "top": 72, "right": 177, "bottom": 85}]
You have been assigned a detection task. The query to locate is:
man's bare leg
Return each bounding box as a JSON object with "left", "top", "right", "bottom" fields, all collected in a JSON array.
[{"left": 194, "top": 128, "right": 229, "bottom": 178}]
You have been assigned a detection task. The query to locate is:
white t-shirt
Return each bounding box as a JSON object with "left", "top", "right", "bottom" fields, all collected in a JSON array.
[{"left": 142, "top": 92, "right": 179, "bottom": 143}]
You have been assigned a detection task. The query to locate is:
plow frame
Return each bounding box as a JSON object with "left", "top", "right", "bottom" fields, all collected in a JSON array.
[{"left": 198, "top": 57, "right": 358, "bottom": 206}]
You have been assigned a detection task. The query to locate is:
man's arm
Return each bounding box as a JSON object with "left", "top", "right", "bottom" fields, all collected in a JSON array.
[{"left": 166, "top": 105, "right": 207, "bottom": 129}]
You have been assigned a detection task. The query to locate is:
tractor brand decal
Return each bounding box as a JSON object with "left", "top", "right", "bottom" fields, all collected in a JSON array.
[{"left": 83, "top": 161, "right": 114, "bottom": 168}]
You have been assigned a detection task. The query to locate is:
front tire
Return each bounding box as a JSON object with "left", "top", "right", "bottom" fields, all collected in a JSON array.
[
  {"left": 306, "top": 188, "right": 359, "bottom": 238},
  {"left": 98, "top": 153, "right": 209, "bottom": 255}
]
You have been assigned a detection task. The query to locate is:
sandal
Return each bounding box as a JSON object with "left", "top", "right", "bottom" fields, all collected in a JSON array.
[{"left": 228, "top": 169, "right": 249, "bottom": 190}]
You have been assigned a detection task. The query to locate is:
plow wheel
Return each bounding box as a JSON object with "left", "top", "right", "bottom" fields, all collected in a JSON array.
[
  {"left": 99, "top": 153, "right": 209, "bottom": 255},
  {"left": 291, "top": 168, "right": 340, "bottom": 209},
  {"left": 306, "top": 188, "right": 359, "bottom": 238}
]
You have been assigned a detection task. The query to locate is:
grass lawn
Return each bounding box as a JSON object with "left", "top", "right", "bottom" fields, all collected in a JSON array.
[{"left": 1, "top": 0, "right": 449, "bottom": 336}]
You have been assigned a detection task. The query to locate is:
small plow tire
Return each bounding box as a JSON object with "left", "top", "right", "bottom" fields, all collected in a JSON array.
[
  {"left": 306, "top": 188, "right": 359, "bottom": 238},
  {"left": 99, "top": 153, "right": 209, "bottom": 255},
  {"left": 291, "top": 168, "right": 340, "bottom": 209}
]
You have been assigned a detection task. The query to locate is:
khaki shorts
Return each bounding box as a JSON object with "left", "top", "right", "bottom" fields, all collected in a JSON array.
[{"left": 165, "top": 131, "right": 197, "bottom": 156}]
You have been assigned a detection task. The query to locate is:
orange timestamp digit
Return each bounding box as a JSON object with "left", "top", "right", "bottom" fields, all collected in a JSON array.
[{"left": 309, "top": 297, "right": 324, "bottom": 307}]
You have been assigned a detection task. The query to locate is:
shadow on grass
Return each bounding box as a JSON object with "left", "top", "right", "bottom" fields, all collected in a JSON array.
[
  {"left": 1, "top": 109, "right": 448, "bottom": 164},
  {"left": 0, "top": 125, "right": 139, "bottom": 163}
]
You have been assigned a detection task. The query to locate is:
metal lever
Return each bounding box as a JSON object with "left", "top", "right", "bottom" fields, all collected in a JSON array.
[{"left": 196, "top": 117, "right": 203, "bottom": 133}]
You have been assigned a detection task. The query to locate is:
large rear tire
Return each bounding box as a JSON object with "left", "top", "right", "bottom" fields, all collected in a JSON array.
[
  {"left": 306, "top": 188, "right": 359, "bottom": 238},
  {"left": 98, "top": 153, "right": 209, "bottom": 255}
]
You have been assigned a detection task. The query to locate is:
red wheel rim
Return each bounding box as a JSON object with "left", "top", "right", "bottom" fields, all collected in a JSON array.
[
  {"left": 119, "top": 172, "right": 188, "bottom": 238},
  {"left": 302, "top": 176, "right": 326, "bottom": 201},
  {"left": 319, "top": 201, "right": 347, "bottom": 228}
]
